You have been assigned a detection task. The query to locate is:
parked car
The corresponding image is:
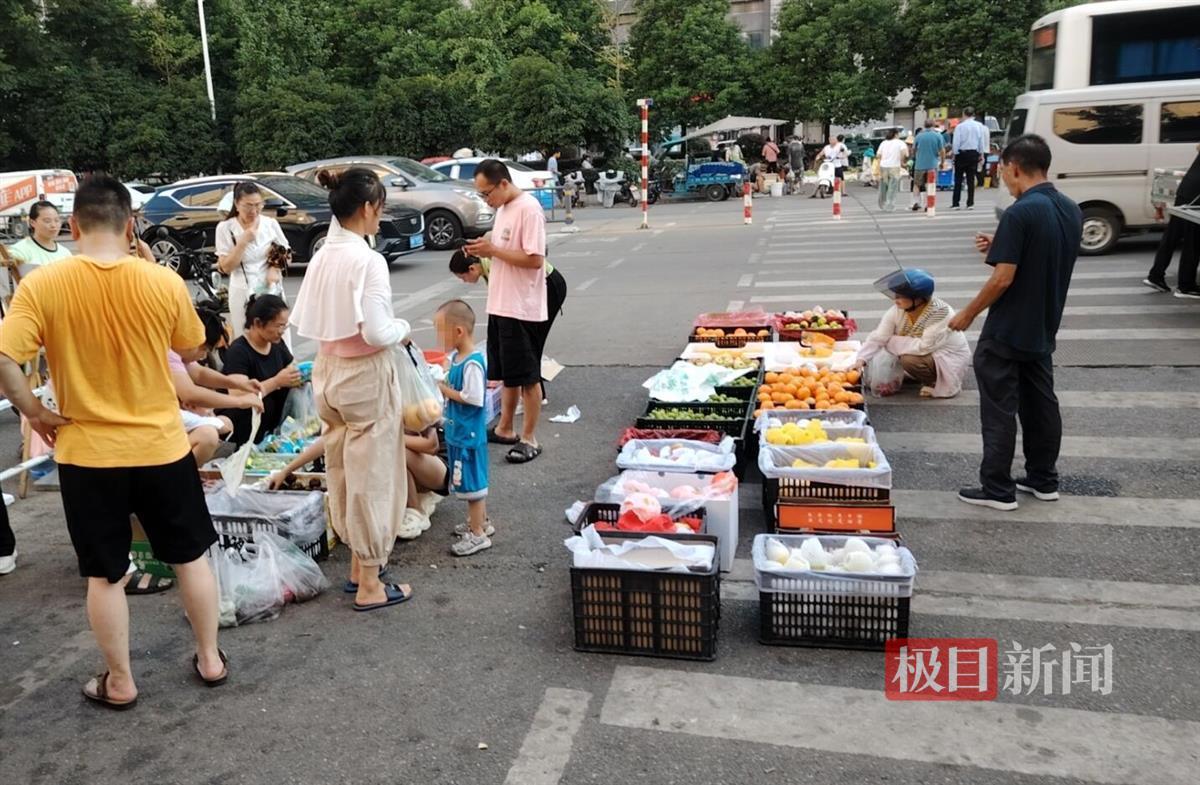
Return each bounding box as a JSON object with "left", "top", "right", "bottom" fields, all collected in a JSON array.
[
  {"left": 286, "top": 155, "right": 493, "bottom": 250},
  {"left": 429, "top": 157, "right": 557, "bottom": 193},
  {"left": 138, "top": 172, "right": 424, "bottom": 272},
  {"left": 125, "top": 182, "right": 156, "bottom": 210}
]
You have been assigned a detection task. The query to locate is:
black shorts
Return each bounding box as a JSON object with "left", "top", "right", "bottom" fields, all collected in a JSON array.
[
  {"left": 528, "top": 269, "right": 567, "bottom": 358},
  {"left": 59, "top": 454, "right": 217, "bottom": 583},
  {"left": 487, "top": 315, "right": 542, "bottom": 388},
  {"left": 834, "top": 166, "right": 846, "bottom": 182}
]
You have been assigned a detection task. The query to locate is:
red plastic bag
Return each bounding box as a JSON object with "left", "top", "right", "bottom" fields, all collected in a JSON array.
[{"left": 617, "top": 428, "right": 723, "bottom": 449}]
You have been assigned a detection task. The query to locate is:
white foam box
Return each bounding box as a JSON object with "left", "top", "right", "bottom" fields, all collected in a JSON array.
[
  {"left": 613, "top": 470, "right": 739, "bottom": 573},
  {"left": 485, "top": 383, "right": 503, "bottom": 423}
]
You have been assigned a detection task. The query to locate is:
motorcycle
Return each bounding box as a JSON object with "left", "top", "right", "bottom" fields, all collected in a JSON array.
[
  {"left": 811, "top": 160, "right": 837, "bottom": 199},
  {"left": 155, "top": 227, "right": 228, "bottom": 314}
]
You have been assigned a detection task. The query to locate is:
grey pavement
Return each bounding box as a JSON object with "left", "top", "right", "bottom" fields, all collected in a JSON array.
[{"left": 1, "top": 184, "right": 1199, "bottom": 784}]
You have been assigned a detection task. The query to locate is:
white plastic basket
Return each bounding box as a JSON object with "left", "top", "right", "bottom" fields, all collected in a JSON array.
[
  {"left": 754, "top": 408, "right": 868, "bottom": 434},
  {"left": 751, "top": 534, "right": 916, "bottom": 598},
  {"left": 757, "top": 441, "right": 892, "bottom": 488}
]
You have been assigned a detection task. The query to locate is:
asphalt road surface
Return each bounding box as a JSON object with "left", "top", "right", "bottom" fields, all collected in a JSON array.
[{"left": 2, "top": 183, "right": 1198, "bottom": 785}]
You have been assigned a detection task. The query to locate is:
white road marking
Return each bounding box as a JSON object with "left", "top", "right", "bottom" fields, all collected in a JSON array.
[
  {"left": 606, "top": 257, "right": 626, "bottom": 269},
  {"left": 736, "top": 273, "right": 754, "bottom": 288},
  {"left": 503, "top": 688, "right": 591, "bottom": 785},
  {"left": 891, "top": 490, "right": 1200, "bottom": 528},
  {"left": 600, "top": 666, "right": 1200, "bottom": 785},
  {"left": 722, "top": 563, "right": 1200, "bottom": 631},
  {"left": 750, "top": 286, "right": 1150, "bottom": 303},
  {"left": 1, "top": 630, "right": 94, "bottom": 711},
  {"left": 725, "top": 299, "right": 745, "bottom": 311},
  {"left": 575, "top": 277, "right": 599, "bottom": 292},
  {"left": 754, "top": 271, "right": 1140, "bottom": 288},
  {"left": 877, "top": 431, "right": 1200, "bottom": 460},
  {"left": 631, "top": 243, "right": 645, "bottom": 252},
  {"left": 831, "top": 303, "right": 1200, "bottom": 321},
  {"left": 874, "top": 389, "right": 1200, "bottom": 409},
  {"left": 392, "top": 278, "right": 460, "bottom": 315}
]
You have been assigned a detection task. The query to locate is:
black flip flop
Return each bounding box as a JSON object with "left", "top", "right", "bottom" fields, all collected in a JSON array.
[
  {"left": 353, "top": 583, "right": 412, "bottom": 612},
  {"left": 342, "top": 567, "right": 391, "bottom": 594},
  {"left": 125, "top": 570, "right": 174, "bottom": 595},
  {"left": 82, "top": 672, "right": 137, "bottom": 711},
  {"left": 506, "top": 441, "right": 542, "bottom": 464},
  {"left": 193, "top": 648, "right": 229, "bottom": 688},
  {"left": 487, "top": 427, "right": 520, "bottom": 445}
]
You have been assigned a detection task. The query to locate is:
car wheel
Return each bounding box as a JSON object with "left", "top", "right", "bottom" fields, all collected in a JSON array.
[
  {"left": 425, "top": 210, "right": 461, "bottom": 251},
  {"left": 150, "top": 232, "right": 185, "bottom": 272},
  {"left": 704, "top": 184, "right": 725, "bottom": 202},
  {"left": 309, "top": 231, "right": 327, "bottom": 260},
  {"left": 1080, "top": 207, "right": 1121, "bottom": 255}
]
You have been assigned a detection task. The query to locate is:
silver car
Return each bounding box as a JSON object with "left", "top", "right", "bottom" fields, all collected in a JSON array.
[{"left": 286, "top": 155, "right": 494, "bottom": 250}]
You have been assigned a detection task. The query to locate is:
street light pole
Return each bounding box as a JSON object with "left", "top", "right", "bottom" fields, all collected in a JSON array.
[{"left": 197, "top": 0, "right": 217, "bottom": 122}]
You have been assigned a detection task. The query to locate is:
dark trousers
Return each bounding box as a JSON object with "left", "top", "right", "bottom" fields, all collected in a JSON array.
[
  {"left": 973, "top": 339, "right": 1062, "bottom": 499},
  {"left": 0, "top": 500, "right": 13, "bottom": 557},
  {"left": 952, "top": 151, "right": 980, "bottom": 207},
  {"left": 1148, "top": 215, "right": 1199, "bottom": 289}
]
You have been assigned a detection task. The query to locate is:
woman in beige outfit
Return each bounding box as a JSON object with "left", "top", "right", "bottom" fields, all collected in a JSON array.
[{"left": 289, "top": 168, "right": 412, "bottom": 611}]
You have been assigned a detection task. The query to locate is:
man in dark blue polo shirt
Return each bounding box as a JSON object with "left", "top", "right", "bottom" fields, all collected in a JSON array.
[{"left": 948, "top": 134, "right": 1083, "bottom": 510}]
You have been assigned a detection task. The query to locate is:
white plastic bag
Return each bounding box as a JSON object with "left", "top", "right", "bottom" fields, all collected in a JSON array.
[
  {"left": 616, "top": 437, "right": 737, "bottom": 473},
  {"left": 394, "top": 343, "right": 443, "bottom": 431},
  {"left": 258, "top": 531, "right": 329, "bottom": 603},
  {"left": 219, "top": 407, "right": 260, "bottom": 495},
  {"left": 212, "top": 539, "right": 285, "bottom": 627},
  {"left": 866, "top": 352, "right": 905, "bottom": 397},
  {"left": 564, "top": 525, "right": 715, "bottom": 573},
  {"left": 643, "top": 361, "right": 749, "bottom": 403},
  {"left": 757, "top": 440, "right": 892, "bottom": 488}
]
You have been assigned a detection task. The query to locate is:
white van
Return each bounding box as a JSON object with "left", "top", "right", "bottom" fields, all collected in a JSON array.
[
  {"left": 0, "top": 169, "right": 77, "bottom": 238},
  {"left": 999, "top": 82, "right": 1200, "bottom": 254}
]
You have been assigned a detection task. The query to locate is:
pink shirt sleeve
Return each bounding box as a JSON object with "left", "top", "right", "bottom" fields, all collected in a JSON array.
[
  {"left": 167, "top": 350, "right": 188, "bottom": 375},
  {"left": 516, "top": 198, "right": 546, "bottom": 259}
]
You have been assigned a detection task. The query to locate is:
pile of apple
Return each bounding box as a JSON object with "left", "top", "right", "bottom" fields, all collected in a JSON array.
[
  {"left": 780, "top": 307, "right": 848, "bottom": 331},
  {"left": 696, "top": 327, "right": 770, "bottom": 339}
]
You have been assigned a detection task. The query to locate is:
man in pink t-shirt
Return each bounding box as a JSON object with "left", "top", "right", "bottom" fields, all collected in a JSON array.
[{"left": 465, "top": 159, "right": 548, "bottom": 464}]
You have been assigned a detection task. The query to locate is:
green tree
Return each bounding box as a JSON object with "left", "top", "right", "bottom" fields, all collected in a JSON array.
[
  {"left": 474, "top": 54, "right": 627, "bottom": 156},
  {"left": 627, "top": 0, "right": 751, "bottom": 136},
  {"left": 233, "top": 73, "right": 367, "bottom": 170},
  {"left": 365, "top": 74, "right": 474, "bottom": 158},
  {"left": 900, "top": 0, "right": 1070, "bottom": 117},
  {"left": 770, "top": 0, "right": 904, "bottom": 128},
  {"left": 0, "top": 0, "right": 44, "bottom": 162},
  {"left": 107, "top": 79, "right": 224, "bottom": 179}
]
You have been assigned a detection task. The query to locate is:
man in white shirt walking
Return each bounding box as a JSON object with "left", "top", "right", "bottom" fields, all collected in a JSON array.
[
  {"left": 876, "top": 129, "right": 908, "bottom": 212},
  {"left": 951, "top": 107, "right": 989, "bottom": 210}
]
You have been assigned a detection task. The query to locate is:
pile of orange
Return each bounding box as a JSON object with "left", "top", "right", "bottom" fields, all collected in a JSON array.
[
  {"left": 755, "top": 367, "right": 864, "bottom": 415},
  {"left": 696, "top": 327, "right": 770, "bottom": 339}
]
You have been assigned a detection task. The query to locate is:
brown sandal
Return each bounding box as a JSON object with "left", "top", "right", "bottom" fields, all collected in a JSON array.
[
  {"left": 193, "top": 649, "right": 229, "bottom": 687},
  {"left": 82, "top": 672, "right": 138, "bottom": 711}
]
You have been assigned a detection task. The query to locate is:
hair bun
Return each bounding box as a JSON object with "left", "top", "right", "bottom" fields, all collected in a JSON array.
[{"left": 316, "top": 169, "right": 342, "bottom": 189}]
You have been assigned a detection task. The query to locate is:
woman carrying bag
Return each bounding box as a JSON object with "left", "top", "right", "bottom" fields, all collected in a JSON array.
[
  {"left": 215, "top": 182, "right": 291, "bottom": 346},
  {"left": 290, "top": 168, "right": 413, "bottom": 612}
]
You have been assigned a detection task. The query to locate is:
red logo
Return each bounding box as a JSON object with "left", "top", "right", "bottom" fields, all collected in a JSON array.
[{"left": 885, "top": 638, "right": 998, "bottom": 701}]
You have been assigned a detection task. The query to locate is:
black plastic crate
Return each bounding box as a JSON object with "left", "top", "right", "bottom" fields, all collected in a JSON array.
[
  {"left": 759, "top": 591, "right": 910, "bottom": 650},
  {"left": 762, "top": 477, "right": 891, "bottom": 524},
  {"left": 570, "top": 532, "right": 720, "bottom": 661},
  {"left": 713, "top": 365, "right": 764, "bottom": 398},
  {"left": 211, "top": 518, "right": 330, "bottom": 562},
  {"left": 637, "top": 401, "right": 751, "bottom": 438},
  {"left": 574, "top": 502, "right": 708, "bottom": 536}
]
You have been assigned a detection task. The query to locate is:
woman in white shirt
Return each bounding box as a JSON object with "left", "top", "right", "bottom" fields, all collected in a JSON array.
[
  {"left": 215, "top": 182, "right": 290, "bottom": 341},
  {"left": 290, "top": 168, "right": 413, "bottom": 612},
  {"left": 857, "top": 268, "right": 971, "bottom": 398}
]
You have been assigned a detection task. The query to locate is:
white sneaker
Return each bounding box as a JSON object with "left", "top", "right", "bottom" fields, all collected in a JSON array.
[
  {"left": 417, "top": 492, "right": 441, "bottom": 518},
  {"left": 454, "top": 519, "right": 495, "bottom": 538},
  {"left": 0, "top": 550, "right": 16, "bottom": 575},
  {"left": 396, "top": 509, "right": 428, "bottom": 540},
  {"left": 919, "top": 386, "right": 935, "bottom": 397},
  {"left": 451, "top": 532, "right": 492, "bottom": 557}
]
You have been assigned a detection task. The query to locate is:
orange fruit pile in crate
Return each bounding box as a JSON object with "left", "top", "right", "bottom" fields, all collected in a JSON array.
[{"left": 755, "top": 367, "right": 863, "bottom": 415}]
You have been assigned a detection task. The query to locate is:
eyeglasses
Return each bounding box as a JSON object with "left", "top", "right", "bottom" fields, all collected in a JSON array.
[{"left": 478, "top": 186, "right": 497, "bottom": 200}]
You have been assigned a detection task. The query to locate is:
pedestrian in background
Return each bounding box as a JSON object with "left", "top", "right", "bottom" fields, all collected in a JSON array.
[
  {"left": 948, "top": 134, "right": 1082, "bottom": 511},
  {"left": 951, "top": 107, "right": 989, "bottom": 210},
  {"left": 762, "top": 137, "right": 780, "bottom": 173},
  {"left": 466, "top": 159, "right": 548, "bottom": 464},
  {"left": 876, "top": 129, "right": 908, "bottom": 212},
  {"left": 1144, "top": 142, "right": 1200, "bottom": 299},
  {"left": 0, "top": 175, "right": 228, "bottom": 707},
  {"left": 216, "top": 182, "right": 292, "bottom": 344},
  {"left": 787, "top": 136, "right": 805, "bottom": 174},
  {"left": 911, "top": 120, "right": 945, "bottom": 211}
]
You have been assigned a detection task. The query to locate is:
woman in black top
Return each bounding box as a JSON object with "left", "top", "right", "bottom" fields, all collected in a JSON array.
[{"left": 217, "top": 294, "right": 302, "bottom": 445}]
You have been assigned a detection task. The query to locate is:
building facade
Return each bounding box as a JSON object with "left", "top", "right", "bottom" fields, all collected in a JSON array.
[{"left": 607, "top": 0, "right": 784, "bottom": 47}]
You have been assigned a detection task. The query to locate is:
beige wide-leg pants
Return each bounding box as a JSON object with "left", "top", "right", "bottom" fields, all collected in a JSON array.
[{"left": 314, "top": 351, "right": 406, "bottom": 567}]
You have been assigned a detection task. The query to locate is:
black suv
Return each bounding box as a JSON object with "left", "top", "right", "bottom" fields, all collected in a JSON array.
[{"left": 139, "top": 172, "right": 425, "bottom": 271}]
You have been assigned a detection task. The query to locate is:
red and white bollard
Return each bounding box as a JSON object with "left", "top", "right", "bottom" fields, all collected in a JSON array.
[
  {"left": 743, "top": 182, "right": 752, "bottom": 225},
  {"left": 832, "top": 177, "right": 842, "bottom": 219},
  {"left": 925, "top": 169, "right": 937, "bottom": 217},
  {"left": 637, "top": 98, "right": 652, "bottom": 230}
]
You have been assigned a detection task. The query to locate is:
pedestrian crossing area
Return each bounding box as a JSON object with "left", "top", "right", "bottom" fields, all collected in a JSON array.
[{"left": 525, "top": 194, "right": 1200, "bottom": 785}]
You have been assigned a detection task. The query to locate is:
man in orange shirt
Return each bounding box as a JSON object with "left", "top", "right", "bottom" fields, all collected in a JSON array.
[{"left": 0, "top": 175, "right": 228, "bottom": 710}]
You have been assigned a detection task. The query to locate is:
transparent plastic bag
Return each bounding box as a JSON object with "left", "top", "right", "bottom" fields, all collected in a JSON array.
[
  {"left": 757, "top": 441, "right": 892, "bottom": 488},
  {"left": 617, "top": 437, "right": 736, "bottom": 473},
  {"left": 212, "top": 540, "right": 285, "bottom": 627},
  {"left": 205, "top": 487, "right": 326, "bottom": 545},
  {"left": 257, "top": 531, "right": 328, "bottom": 603},
  {"left": 394, "top": 343, "right": 443, "bottom": 432},
  {"left": 866, "top": 352, "right": 905, "bottom": 397},
  {"left": 279, "top": 383, "right": 320, "bottom": 439}
]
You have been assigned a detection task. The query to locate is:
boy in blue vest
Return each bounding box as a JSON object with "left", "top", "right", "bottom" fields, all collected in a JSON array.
[{"left": 435, "top": 299, "right": 492, "bottom": 556}]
